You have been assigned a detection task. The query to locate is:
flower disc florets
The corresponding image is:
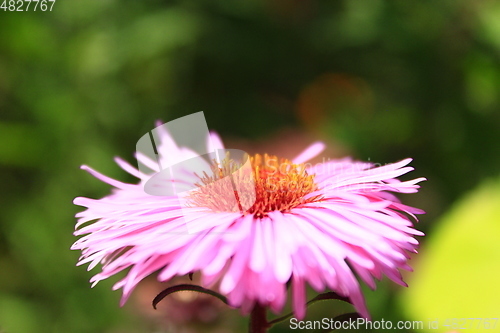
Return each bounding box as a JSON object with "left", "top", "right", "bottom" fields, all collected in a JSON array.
[{"left": 187, "top": 154, "right": 323, "bottom": 218}]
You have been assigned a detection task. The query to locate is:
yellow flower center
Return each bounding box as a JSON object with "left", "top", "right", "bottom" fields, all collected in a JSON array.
[{"left": 187, "top": 154, "right": 322, "bottom": 218}]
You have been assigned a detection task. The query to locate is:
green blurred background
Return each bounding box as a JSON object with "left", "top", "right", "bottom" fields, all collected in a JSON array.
[{"left": 1, "top": 0, "right": 499, "bottom": 332}]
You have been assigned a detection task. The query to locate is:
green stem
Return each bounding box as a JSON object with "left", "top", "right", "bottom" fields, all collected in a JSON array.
[{"left": 249, "top": 303, "right": 268, "bottom": 333}]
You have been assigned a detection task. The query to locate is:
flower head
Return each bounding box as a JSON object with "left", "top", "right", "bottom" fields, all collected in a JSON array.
[{"left": 72, "top": 126, "right": 425, "bottom": 320}]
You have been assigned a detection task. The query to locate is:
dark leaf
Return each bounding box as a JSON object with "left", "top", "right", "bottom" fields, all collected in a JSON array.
[
  {"left": 322, "top": 312, "right": 362, "bottom": 332},
  {"left": 152, "top": 284, "right": 229, "bottom": 309},
  {"left": 268, "top": 291, "right": 352, "bottom": 326}
]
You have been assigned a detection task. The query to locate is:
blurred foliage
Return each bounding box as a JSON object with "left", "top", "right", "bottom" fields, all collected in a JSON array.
[
  {"left": 400, "top": 176, "right": 500, "bottom": 333},
  {"left": 0, "top": 0, "right": 499, "bottom": 332}
]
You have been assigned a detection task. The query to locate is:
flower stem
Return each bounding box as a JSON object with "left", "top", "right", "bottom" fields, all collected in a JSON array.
[{"left": 249, "top": 303, "right": 268, "bottom": 333}]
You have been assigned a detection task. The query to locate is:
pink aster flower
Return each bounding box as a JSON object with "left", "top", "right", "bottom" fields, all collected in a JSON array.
[{"left": 72, "top": 125, "right": 425, "bottom": 323}]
